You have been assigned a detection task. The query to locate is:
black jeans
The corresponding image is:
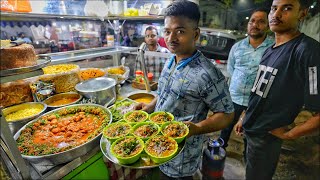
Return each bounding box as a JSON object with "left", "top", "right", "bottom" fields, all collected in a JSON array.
[
  {"left": 245, "top": 133, "right": 283, "bottom": 180},
  {"left": 138, "top": 167, "right": 193, "bottom": 180},
  {"left": 219, "top": 102, "right": 247, "bottom": 148},
  {"left": 159, "top": 170, "right": 193, "bottom": 180}
]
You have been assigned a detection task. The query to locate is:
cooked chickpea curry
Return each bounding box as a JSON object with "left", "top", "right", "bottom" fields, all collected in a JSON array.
[
  {"left": 126, "top": 111, "right": 147, "bottom": 122},
  {"left": 134, "top": 124, "right": 158, "bottom": 138},
  {"left": 146, "top": 136, "right": 177, "bottom": 157},
  {"left": 104, "top": 123, "right": 131, "bottom": 138},
  {"left": 47, "top": 97, "right": 79, "bottom": 106},
  {"left": 16, "top": 106, "right": 110, "bottom": 156},
  {"left": 150, "top": 112, "right": 173, "bottom": 124},
  {"left": 112, "top": 137, "right": 142, "bottom": 157},
  {"left": 163, "top": 123, "right": 187, "bottom": 138}
]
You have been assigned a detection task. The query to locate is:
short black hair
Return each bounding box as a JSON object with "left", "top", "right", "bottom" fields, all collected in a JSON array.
[
  {"left": 164, "top": 0, "right": 200, "bottom": 27},
  {"left": 145, "top": 26, "right": 158, "bottom": 35},
  {"left": 297, "top": 0, "right": 312, "bottom": 9},
  {"left": 252, "top": 7, "right": 269, "bottom": 16}
]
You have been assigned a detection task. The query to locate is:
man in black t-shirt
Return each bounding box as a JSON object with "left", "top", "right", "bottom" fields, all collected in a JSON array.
[{"left": 234, "top": 0, "right": 320, "bottom": 179}]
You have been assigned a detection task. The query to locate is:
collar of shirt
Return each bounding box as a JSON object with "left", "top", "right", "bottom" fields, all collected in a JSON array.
[
  {"left": 244, "top": 36, "right": 274, "bottom": 49},
  {"left": 167, "top": 50, "right": 201, "bottom": 70}
]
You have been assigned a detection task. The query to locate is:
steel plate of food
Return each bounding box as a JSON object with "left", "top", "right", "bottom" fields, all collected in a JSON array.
[{"left": 14, "top": 104, "right": 112, "bottom": 165}]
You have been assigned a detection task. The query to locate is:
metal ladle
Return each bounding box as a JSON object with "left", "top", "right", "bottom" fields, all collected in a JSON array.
[{"left": 137, "top": 42, "right": 151, "bottom": 92}]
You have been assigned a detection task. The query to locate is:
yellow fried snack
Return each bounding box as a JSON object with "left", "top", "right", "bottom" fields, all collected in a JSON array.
[
  {"left": 42, "top": 64, "right": 78, "bottom": 74},
  {"left": 80, "top": 68, "right": 106, "bottom": 80},
  {"left": 107, "top": 67, "right": 125, "bottom": 75}
]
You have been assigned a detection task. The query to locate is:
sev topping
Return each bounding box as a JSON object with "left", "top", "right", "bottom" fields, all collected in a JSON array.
[
  {"left": 145, "top": 136, "right": 177, "bottom": 157},
  {"left": 107, "top": 67, "right": 125, "bottom": 75},
  {"left": 150, "top": 112, "right": 173, "bottom": 124},
  {"left": 125, "top": 111, "right": 147, "bottom": 122},
  {"left": 112, "top": 137, "right": 143, "bottom": 157},
  {"left": 80, "top": 68, "right": 106, "bottom": 80},
  {"left": 5, "top": 105, "right": 43, "bottom": 122},
  {"left": 162, "top": 123, "right": 187, "bottom": 138},
  {"left": 134, "top": 124, "right": 158, "bottom": 138},
  {"left": 42, "top": 64, "right": 78, "bottom": 74},
  {"left": 104, "top": 123, "right": 131, "bottom": 138}
]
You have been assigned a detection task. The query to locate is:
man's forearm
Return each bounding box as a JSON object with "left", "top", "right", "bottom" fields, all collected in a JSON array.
[
  {"left": 194, "top": 112, "right": 234, "bottom": 135},
  {"left": 286, "top": 112, "right": 320, "bottom": 139}
]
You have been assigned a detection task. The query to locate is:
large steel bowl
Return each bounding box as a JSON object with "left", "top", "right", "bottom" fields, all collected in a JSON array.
[
  {"left": 13, "top": 104, "right": 112, "bottom": 165},
  {"left": 2, "top": 102, "right": 47, "bottom": 135},
  {"left": 42, "top": 92, "right": 82, "bottom": 110},
  {"left": 127, "top": 93, "right": 155, "bottom": 104},
  {"left": 75, "top": 77, "right": 116, "bottom": 107}
]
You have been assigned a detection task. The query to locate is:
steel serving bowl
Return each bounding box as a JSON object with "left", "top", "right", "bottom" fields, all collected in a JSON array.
[
  {"left": 75, "top": 77, "right": 116, "bottom": 107},
  {"left": 105, "top": 66, "right": 130, "bottom": 84},
  {"left": 13, "top": 104, "right": 112, "bottom": 166},
  {"left": 42, "top": 92, "right": 82, "bottom": 110},
  {"left": 127, "top": 93, "right": 155, "bottom": 104},
  {"left": 2, "top": 102, "right": 47, "bottom": 135}
]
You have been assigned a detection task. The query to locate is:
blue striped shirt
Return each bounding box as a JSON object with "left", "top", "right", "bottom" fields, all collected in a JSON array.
[
  {"left": 227, "top": 36, "right": 274, "bottom": 106},
  {"left": 156, "top": 51, "right": 234, "bottom": 177}
]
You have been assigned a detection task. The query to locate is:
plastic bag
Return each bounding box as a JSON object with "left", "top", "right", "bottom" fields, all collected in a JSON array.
[
  {"left": 15, "top": 0, "right": 32, "bottom": 12},
  {"left": 84, "top": 0, "right": 108, "bottom": 20},
  {"left": 1, "top": 0, "right": 32, "bottom": 12},
  {"left": 0, "top": 0, "right": 15, "bottom": 12}
]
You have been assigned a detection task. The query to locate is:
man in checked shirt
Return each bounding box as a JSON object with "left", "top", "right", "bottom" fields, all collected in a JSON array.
[
  {"left": 135, "top": 0, "right": 234, "bottom": 178},
  {"left": 135, "top": 26, "right": 170, "bottom": 81}
]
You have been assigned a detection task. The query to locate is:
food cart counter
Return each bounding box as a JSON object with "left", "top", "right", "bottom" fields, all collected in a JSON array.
[
  {"left": 1, "top": 46, "right": 137, "bottom": 84},
  {"left": 0, "top": 46, "right": 139, "bottom": 179},
  {"left": 1, "top": 80, "right": 156, "bottom": 179}
]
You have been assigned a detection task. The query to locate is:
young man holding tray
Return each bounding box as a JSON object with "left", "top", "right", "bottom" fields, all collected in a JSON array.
[{"left": 135, "top": 0, "right": 234, "bottom": 178}]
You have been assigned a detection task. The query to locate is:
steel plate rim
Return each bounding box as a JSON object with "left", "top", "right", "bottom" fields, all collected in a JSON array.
[
  {"left": 4, "top": 102, "right": 48, "bottom": 123},
  {"left": 0, "top": 55, "right": 51, "bottom": 77},
  {"left": 100, "top": 134, "right": 186, "bottom": 169},
  {"left": 13, "top": 103, "right": 112, "bottom": 159}
]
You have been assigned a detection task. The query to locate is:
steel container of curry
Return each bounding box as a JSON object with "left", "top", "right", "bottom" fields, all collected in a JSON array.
[
  {"left": 75, "top": 77, "right": 116, "bottom": 107},
  {"left": 127, "top": 93, "right": 155, "bottom": 104},
  {"left": 42, "top": 92, "right": 82, "bottom": 110},
  {"left": 2, "top": 102, "right": 47, "bottom": 135},
  {"left": 13, "top": 104, "right": 112, "bottom": 165}
]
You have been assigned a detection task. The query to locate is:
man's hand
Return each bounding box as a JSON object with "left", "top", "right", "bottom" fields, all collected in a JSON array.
[
  {"left": 234, "top": 110, "right": 245, "bottom": 136},
  {"left": 234, "top": 119, "right": 243, "bottom": 136},
  {"left": 134, "top": 103, "right": 152, "bottom": 113},
  {"left": 134, "top": 102, "right": 147, "bottom": 110},
  {"left": 134, "top": 96, "right": 158, "bottom": 114},
  {"left": 270, "top": 112, "right": 320, "bottom": 140},
  {"left": 184, "top": 121, "right": 200, "bottom": 138},
  {"left": 269, "top": 126, "right": 292, "bottom": 140}
]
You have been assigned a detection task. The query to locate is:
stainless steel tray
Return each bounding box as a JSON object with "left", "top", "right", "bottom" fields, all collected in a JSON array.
[
  {"left": 13, "top": 104, "right": 112, "bottom": 166},
  {"left": 100, "top": 135, "right": 186, "bottom": 169},
  {"left": 0, "top": 55, "right": 51, "bottom": 77}
]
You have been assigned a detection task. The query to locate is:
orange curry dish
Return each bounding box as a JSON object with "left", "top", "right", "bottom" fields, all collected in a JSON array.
[
  {"left": 162, "top": 123, "right": 188, "bottom": 138},
  {"left": 150, "top": 112, "right": 173, "bottom": 124},
  {"left": 145, "top": 136, "right": 177, "bottom": 157},
  {"left": 16, "top": 106, "right": 110, "bottom": 156},
  {"left": 47, "top": 97, "right": 79, "bottom": 106}
]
